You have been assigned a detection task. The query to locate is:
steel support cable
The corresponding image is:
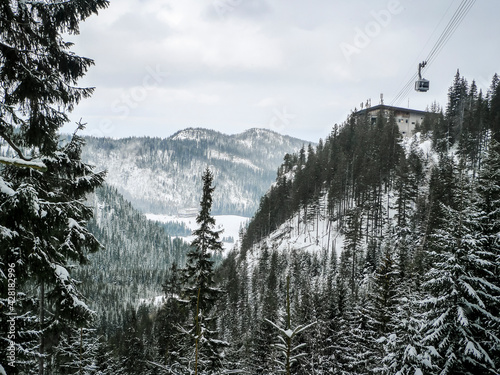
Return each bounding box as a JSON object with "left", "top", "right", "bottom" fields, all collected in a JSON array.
[
  {"left": 391, "top": 0, "right": 455, "bottom": 105},
  {"left": 392, "top": 0, "right": 471, "bottom": 105},
  {"left": 426, "top": 0, "right": 470, "bottom": 62},
  {"left": 426, "top": 0, "right": 475, "bottom": 65},
  {"left": 392, "top": 73, "right": 418, "bottom": 106},
  {"left": 390, "top": 0, "right": 475, "bottom": 106}
]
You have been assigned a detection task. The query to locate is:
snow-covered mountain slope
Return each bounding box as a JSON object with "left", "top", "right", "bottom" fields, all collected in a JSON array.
[
  {"left": 82, "top": 128, "right": 308, "bottom": 216},
  {"left": 244, "top": 195, "right": 345, "bottom": 267},
  {"left": 240, "top": 132, "right": 437, "bottom": 264}
]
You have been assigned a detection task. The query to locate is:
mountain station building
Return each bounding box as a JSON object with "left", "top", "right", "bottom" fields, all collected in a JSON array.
[{"left": 354, "top": 104, "right": 428, "bottom": 136}]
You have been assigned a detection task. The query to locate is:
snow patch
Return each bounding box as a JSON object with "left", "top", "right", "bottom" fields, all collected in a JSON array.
[
  {"left": 55, "top": 264, "right": 70, "bottom": 282},
  {"left": 0, "top": 177, "right": 15, "bottom": 196},
  {"left": 139, "top": 295, "right": 167, "bottom": 307},
  {"left": 0, "top": 226, "right": 18, "bottom": 239},
  {"left": 68, "top": 218, "right": 79, "bottom": 229},
  {"left": 246, "top": 194, "right": 345, "bottom": 265},
  {"left": 145, "top": 214, "right": 249, "bottom": 253},
  {"left": 208, "top": 150, "right": 261, "bottom": 171},
  {"left": 0, "top": 156, "right": 46, "bottom": 170}
]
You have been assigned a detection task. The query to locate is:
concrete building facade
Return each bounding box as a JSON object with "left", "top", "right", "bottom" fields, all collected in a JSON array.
[{"left": 355, "top": 104, "right": 428, "bottom": 136}]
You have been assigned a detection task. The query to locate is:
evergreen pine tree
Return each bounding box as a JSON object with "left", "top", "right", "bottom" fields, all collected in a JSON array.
[
  {"left": 420, "top": 162, "right": 499, "bottom": 374},
  {"left": 475, "top": 137, "right": 500, "bottom": 367},
  {"left": 0, "top": 1, "right": 108, "bottom": 373},
  {"left": 252, "top": 250, "right": 280, "bottom": 374},
  {"left": 179, "top": 167, "right": 228, "bottom": 374},
  {"left": 50, "top": 327, "right": 100, "bottom": 375},
  {"left": 118, "top": 307, "right": 145, "bottom": 375},
  {"left": 0, "top": 128, "right": 106, "bottom": 373},
  {"left": 371, "top": 246, "right": 399, "bottom": 337},
  {"left": 489, "top": 74, "right": 500, "bottom": 142},
  {"left": 381, "top": 283, "right": 431, "bottom": 375},
  {"left": 446, "top": 70, "right": 469, "bottom": 145},
  {"left": 341, "top": 208, "right": 363, "bottom": 297},
  {"left": 266, "top": 276, "right": 315, "bottom": 375}
]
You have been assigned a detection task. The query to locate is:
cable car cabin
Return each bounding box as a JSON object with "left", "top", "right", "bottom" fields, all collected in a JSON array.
[{"left": 415, "top": 79, "right": 430, "bottom": 92}]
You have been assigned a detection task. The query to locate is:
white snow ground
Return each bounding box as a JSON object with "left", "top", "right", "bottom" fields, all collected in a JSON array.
[{"left": 145, "top": 213, "right": 249, "bottom": 254}]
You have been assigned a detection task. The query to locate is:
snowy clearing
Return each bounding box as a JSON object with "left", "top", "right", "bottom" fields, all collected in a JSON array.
[{"left": 145, "top": 213, "right": 249, "bottom": 253}]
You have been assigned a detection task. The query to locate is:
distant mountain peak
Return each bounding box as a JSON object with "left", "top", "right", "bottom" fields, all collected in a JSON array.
[
  {"left": 169, "top": 127, "right": 222, "bottom": 141},
  {"left": 82, "top": 128, "right": 309, "bottom": 216}
]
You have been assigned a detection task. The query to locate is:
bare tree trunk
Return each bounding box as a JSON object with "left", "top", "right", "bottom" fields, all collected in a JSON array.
[
  {"left": 195, "top": 287, "right": 201, "bottom": 375},
  {"left": 80, "top": 327, "right": 83, "bottom": 375},
  {"left": 39, "top": 283, "right": 44, "bottom": 375}
]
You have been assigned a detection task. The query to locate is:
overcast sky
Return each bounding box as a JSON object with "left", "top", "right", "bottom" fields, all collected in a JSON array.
[{"left": 61, "top": 0, "right": 500, "bottom": 142}]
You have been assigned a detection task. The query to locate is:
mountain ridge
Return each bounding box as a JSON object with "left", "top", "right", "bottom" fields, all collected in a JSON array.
[{"left": 82, "top": 127, "right": 310, "bottom": 216}]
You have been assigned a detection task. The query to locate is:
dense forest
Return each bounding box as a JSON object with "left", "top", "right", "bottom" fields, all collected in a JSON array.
[
  {"left": 1, "top": 1, "right": 499, "bottom": 374},
  {"left": 85, "top": 71, "right": 500, "bottom": 374},
  {"left": 77, "top": 185, "right": 192, "bottom": 338}
]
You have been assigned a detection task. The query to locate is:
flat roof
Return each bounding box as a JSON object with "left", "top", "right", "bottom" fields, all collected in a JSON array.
[{"left": 355, "top": 104, "right": 428, "bottom": 116}]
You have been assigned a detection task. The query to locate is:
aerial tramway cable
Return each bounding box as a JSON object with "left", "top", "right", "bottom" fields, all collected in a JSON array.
[
  {"left": 426, "top": 0, "right": 476, "bottom": 66},
  {"left": 390, "top": 0, "right": 476, "bottom": 106},
  {"left": 390, "top": 0, "right": 456, "bottom": 104}
]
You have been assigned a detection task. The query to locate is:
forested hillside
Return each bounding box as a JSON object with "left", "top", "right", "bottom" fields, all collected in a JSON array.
[
  {"left": 3, "top": 0, "right": 498, "bottom": 374},
  {"left": 211, "top": 71, "right": 500, "bottom": 374},
  {"left": 77, "top": 185, "right": 192, "bottom": 337},
  {"left": 82, "top": 128, "right": 308, "bottom": 216},
  {"left": 101, "top": 71, "right": 500, "bottom": 374}
]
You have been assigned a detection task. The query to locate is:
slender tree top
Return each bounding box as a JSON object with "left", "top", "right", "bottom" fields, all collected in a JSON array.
[
  {"left": 191, "top": 167, "right": 223, "bottom": 255},
  {"left": 196, "top": 167, "right": 216, "bottom": 225}
]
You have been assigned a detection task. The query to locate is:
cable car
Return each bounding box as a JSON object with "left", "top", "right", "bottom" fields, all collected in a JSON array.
[
  {"left": 415, "top": 61, "right": 429, "bottom": 92},
  {"left": 415, "top": 78, "right": 429, "bottom": 92}
]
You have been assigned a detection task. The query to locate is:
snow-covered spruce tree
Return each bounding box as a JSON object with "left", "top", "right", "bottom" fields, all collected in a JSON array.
[
  {"left": 379, "top": 283, "right": 432, "bottom": 375},
  {"left": 49, "top": 327, "right": 100, "bottom": 375},
  {"left": 251, "top": 249, "right": 280, "bottom": 374},
  {"left": 117, "top": 307, "right": 146, "bottom": 375},
  {"left": 155, "top": 263, "right": 187, "bottom": 367},
  {"left": 371, "top": 245, "right": 399, "bottom": 336},
  {"left": 0, "top": 128, "right": 106, "bottom": 373},
  {"left": 370, "top": 243, "right": 401, "bottom": 373},
  {"left": 419, "top": 160, "right": 500, "bottom": 374},
  {"left": 265, "top": 276, "right": 315, "bottom": 375},
  {"left": 178, "top": 168, "right": 228, "bottom": 374},
  {"left": 475, "top": 137, "right": 500, "bottom": 368},
  {"left": 340, "top": 207, "right": 363, "bottom": 297},
  {"left": 0, "top": 0, "right": 108, "bottom": 373}
]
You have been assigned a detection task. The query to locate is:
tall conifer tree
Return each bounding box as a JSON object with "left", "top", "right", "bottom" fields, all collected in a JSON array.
[
  {"left": 179, "top": 167, "right": 227, "bottom": 374},
  {"left": 420, "top": 162, "right": 499, "bottom": 374},
  {"left": 0, "top": 1, "right": 108, "bottom": 373}
]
